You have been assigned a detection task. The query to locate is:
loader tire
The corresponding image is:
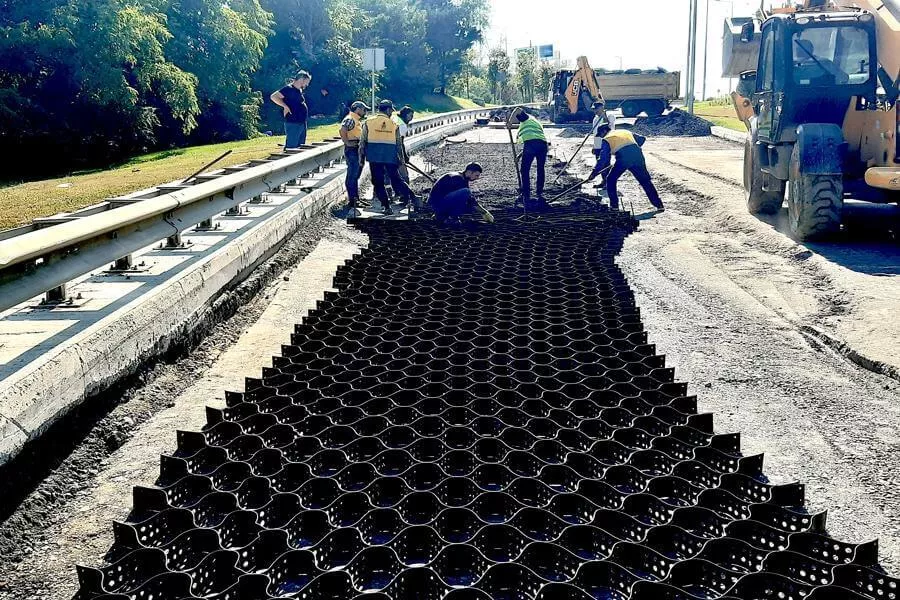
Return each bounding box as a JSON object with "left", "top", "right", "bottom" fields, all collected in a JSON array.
[
  {"left": 744, "top": 135, "right": 783, "bottom": 214},
  {"left": 787, "top": 170, "right": 842, "bottom": 241}
]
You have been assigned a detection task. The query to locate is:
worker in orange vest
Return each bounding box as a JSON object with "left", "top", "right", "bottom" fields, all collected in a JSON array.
[{"left": 359, "top": 99, "right": 418, "bottom": 215}]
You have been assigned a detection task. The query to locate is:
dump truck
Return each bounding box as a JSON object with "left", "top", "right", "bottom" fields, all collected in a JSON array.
[
  {"left": 547, "top": 60, "right": 680, "bottom": 123},
  {"left": 725, "top": 0, "right": 900, "bottom": 240}
]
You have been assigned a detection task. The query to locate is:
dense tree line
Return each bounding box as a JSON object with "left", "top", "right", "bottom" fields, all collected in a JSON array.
[{"left": 0, "top": 0, "right": 487, "bottom": 179}]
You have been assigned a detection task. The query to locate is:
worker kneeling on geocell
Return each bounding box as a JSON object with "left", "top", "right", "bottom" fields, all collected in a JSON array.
[
  {"left": 428, "top": 163, "right": 495, "bottom": 224},
  {"left": 589, "top": 125, "right": 664, "bottom": 213}
]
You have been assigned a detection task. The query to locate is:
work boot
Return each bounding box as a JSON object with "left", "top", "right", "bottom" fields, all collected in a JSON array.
[{"left": 382, "top": 204, "right": 394, "bottom": 216}]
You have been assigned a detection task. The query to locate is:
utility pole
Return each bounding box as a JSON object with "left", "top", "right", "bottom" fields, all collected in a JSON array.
[
  {"left": 702, "top": 0, "right": 710, "bottom": 102},
  {"left": 686, "top": 0, "right": 699, "bottom": 113}
]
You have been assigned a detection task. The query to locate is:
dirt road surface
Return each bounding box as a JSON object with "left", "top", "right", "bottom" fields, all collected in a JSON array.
[
  {"left": 562, "top": 132, "right": 900, "bottom": 569},
  {"left": 1, "top": 127, "right": 899, "bottom": 598}
]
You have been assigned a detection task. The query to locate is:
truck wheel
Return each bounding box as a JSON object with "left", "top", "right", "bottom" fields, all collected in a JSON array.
[
  {"left": 744, "top": 135, "right": 783, "bottom": 214},
  {"left": 621, "top": 101, "right": 639, "bottom": 118},
  {"left": 644, "top": 100, "right": 666, "bottom": 116},
  {"left": 787, "top": 168, "right": 843, "bottom": 240}
]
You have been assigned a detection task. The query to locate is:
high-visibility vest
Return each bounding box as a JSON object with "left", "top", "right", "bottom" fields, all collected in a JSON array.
[
  {"left": 342, "top": 111, "right": 362, "bottom": 142},
  {"left": 517, "top": 116, "right": 546, "bottom": 143},
  {"left": 364, "top": 114, "right": 399, "bottom": 163},
  {"left": 604, "top": 129, "right": 638, "bottom": 154}
]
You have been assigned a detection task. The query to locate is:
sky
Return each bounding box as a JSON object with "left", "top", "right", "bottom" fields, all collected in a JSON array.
[{"left": 483, "top": 0, "right": 762, "bottom": 100}]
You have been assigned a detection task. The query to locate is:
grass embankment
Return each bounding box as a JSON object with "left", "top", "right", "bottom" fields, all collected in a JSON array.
[
  {"left": 0, "top": 94, "right": 480, "bottom": 230},
  {"left": 693, "top": 99, "right": 747, "bottom": 132}
]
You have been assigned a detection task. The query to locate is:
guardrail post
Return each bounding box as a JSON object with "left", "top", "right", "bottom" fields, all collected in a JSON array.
[
  {"left": 113, "top": 255, "right": 133, "bottom": 271},
  {"left": 45, "top": 284, "right": 67, "bottom": 304}
]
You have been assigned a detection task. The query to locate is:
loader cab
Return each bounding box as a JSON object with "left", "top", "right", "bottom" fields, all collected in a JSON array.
[{"left": 752, "top": 12, "right": 878, "bottom": 144}]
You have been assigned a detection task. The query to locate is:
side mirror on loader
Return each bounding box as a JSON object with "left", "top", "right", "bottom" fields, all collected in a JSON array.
[
  {"left": 737, "top": 70, "right": 757, "bottom": 98},
  {"left": 740, "top": 21, "right": 755, "bottom": 43}
]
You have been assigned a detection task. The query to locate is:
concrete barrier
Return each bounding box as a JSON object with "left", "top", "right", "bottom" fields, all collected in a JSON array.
[{"left": 711, "top": 126, "right": 746, "bottom": 144}]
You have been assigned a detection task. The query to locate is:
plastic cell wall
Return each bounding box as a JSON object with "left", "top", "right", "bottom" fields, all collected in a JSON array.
[{"left": 72, "top": 206, "right": 897, "bottom": 600}]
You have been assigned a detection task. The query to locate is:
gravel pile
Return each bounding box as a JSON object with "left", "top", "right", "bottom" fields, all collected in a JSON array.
[{"left": 632, "top": 108, "right": 712, "bottom": 137}]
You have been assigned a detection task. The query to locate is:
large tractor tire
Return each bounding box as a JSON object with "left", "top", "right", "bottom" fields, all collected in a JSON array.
[
  {"left": 744, "top": 135, "right": 784, "bottom": 214},
  {"left": 786, "top": 158, "right": 843, "bottom": 240}
]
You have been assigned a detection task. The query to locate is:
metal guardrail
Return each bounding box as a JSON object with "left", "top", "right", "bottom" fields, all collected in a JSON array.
[{"left": 0, "top": 106, "right": 511, "bottom": 312}]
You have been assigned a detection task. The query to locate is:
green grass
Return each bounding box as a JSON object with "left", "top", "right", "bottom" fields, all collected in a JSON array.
[
  {"left": 0, "top": 94, "right": 481, "bottom": 230},
  {"left": 693, "top": 100, "right": 748, "bottom": 132}
]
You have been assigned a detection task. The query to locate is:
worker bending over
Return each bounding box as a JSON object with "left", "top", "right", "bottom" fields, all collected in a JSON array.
[
  {"left": 515, "top": 109, "right": 551, "bottom": 212},
  {"left": 590, "top": 125, "right": 664, "bottom": 212},
  {"left": 591, "top": 101, "right": 615, "bottom": 187},
  {"left": 359, "top": 99, "right": 418, "bottom": 215},
  {"left": 428, "top": 163, "right": 494, "bottom": 224},
  {"left": 339, "top": 101, "right": 370, "bottom": 212}
]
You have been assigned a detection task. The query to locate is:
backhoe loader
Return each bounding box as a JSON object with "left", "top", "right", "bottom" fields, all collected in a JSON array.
[
  {"left": 548, "top": 56, "right": 604, "bottom": 123},
  {"left": 727, "top": 0, "right": 899, "bottom": 240}
]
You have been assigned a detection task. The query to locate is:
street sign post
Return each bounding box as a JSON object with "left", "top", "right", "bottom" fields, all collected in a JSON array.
[{"left": 362, "top": 48, "right": 386, "bottom": 111}]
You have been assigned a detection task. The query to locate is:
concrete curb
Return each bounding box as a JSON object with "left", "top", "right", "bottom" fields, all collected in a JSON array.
[
  {"left": 0, "top": 117, "right": 476, "bottom": 466},
  {"left": 711, "top": 126, "right": 746, "bottom": 144}
]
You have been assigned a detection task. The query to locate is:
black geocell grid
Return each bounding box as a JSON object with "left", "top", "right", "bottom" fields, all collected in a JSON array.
[{"left": 72, "top": 206, "right": 897, "bottom": 600}]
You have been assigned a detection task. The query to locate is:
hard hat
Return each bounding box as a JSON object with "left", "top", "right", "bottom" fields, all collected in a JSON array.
[
  {"left": 350, "top": 101, "right": 371, "bottom": 111},
  {"left": 378, "top": 99, "right": 395, "bottom": 111}
]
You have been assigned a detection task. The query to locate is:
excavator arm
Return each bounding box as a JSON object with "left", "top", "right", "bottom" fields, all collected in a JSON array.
[{"left": 564, "top": 56, "right": 604, "bottom": 114}]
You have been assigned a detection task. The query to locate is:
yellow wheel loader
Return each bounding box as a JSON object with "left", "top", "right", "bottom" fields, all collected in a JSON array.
[{"left": 726, "top": 0, "right": 899, "bottom": 240}]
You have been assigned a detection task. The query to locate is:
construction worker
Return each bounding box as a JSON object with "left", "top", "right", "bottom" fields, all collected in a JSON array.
[
  {"left": 589, "top": 125, "right": 664, "bottom": 212},
  {"left": 393, "top": 105, "right": 415, "bottom": 185},
  {"left": 359, "top": 99, "right": 418, "bottom": 215},
  {"left": 339, "top": 101, "right": 370, "bottom": 213},
  {"left": 514, "top": 109, "right": 551, "bottom": 211},
  {"left": 428, "top": 163, "right": 494, "bottom": 224}
]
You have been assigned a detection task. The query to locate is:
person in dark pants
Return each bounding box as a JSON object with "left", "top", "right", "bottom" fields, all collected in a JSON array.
[
  {"left": 359, "top": 99, "right": 419, "bottom": 215},
  {"left": 514, "top": 109, "right": 550, "bottom": 211},
  {"left": 270, "top": 70, "right": 311, "bottom": 149},
  {"left": 339, "top": 101, "right": 370, "bottom": 213},
  {"left": 589, "top": 125, "right": 664, "bottom": 212},
  {"left": 428, "top": 163, "right": 494, "bottom": 224}
]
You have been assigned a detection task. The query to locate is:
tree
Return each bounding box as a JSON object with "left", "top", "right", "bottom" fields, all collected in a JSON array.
[
  {"left": 419, "top": 0, "right": 488, "bottom": 93},
  {"left": 514, "top": 48, "right": 537, "bottom": 103},
  {"left": 256, "top": 0, "right": 366, "bottom": 128},
  {"left": 487, "top": 46, "right": 510, "bottom": 104},
  {"left": 162, "top": 0, "right": 272, "bottom": 143},
  {"left": 0, "top": 0, "right": 201, "bottom": 177},
  {"left": 351, "top": 0, "right": 430, "bottom": 98},
  {"left": 535, "top": 61, "right": 556, "bottom": 104}
]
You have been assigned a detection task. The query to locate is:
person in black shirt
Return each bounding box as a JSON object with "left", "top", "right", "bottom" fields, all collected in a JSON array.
[
  {"left": 270, "top": 70, "right": 311, "bottom": 149},
  {"left": 428, "top": 163, "right": 494, "bottom": 224}
]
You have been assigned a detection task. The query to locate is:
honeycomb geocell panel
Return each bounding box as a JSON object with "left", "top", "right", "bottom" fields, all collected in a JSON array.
[{"left": 72, "top": 206, "right": 895, "bottom": 600}]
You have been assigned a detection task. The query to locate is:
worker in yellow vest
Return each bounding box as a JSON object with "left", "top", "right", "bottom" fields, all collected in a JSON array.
[
  {"left": 359, "top": 99, "right": 418, "bottom": 215},
  {"left": 589, "top": 125, "right": 664, "bottom": 212},
  {"left": 339, "top": 100, "right": 370, "bottom": 213}
]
